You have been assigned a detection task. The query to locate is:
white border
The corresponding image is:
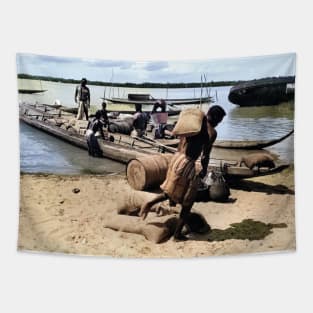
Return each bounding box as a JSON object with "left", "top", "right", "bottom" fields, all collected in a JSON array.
[{"left": 1, "top": 1, "right": 312, "bottom": 312}]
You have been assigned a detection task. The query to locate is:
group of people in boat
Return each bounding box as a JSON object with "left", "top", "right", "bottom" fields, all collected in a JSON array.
[
  {"left": 75, "top": 78, "right": 227, "bottom": 240},
  {"left": 75, "top": 78, "right": 110, "bottom": 156},
  {"left": 74, "top": 78, "right": 174, "bottom": 156},
  {"left": 130, "top": 98, "right": 176, "bottom": 139}
]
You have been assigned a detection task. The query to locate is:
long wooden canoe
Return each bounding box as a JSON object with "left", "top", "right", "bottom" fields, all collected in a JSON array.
[
  {"left": 19, "top": 103, "right": 289, "bottom": 179},
  {"left": 18, "top": 89, "right": 47, "bottom": 94},
  {"left": 154, "top": 130, "right": 294, "bottom": 150},
  {"left": 52, "top": 105, "right": 181, "bottom": 117},
  {"left": 103, "top": 96, "right": 212, "bottom": 106},
  {"left": 213, "top": 129, "right": 294, "bottom": 149},
  {"left": 34, "top": 103, "right": 294, "bottom": 150}
]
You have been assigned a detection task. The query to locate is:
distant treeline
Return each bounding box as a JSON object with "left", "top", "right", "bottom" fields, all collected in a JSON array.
[{"left": 17, "top": 73, "right": 242, "bottom": 88}]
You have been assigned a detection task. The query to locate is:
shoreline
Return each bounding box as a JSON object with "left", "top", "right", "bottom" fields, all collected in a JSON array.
[{"left": 18, "top": 167, "right": 295, "bottom": 258}]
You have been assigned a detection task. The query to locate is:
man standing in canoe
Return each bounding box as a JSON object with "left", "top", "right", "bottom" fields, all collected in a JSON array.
[
  {"left": 140, "top": 105, "right": 226, "bottom": 241},
  {"left": 75, "top": 78, "right": 90, "bottom": 120}
]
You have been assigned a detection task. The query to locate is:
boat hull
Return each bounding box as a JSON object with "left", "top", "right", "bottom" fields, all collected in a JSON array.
[
  {"left": 18, "top": 89, "right": 47, "bottom": 94},
  {"left": 104, "top": 96, "right": 211, "bottom": 106},
  {"left": 228, "top": 76, "right": 295, "bottom": 106}
]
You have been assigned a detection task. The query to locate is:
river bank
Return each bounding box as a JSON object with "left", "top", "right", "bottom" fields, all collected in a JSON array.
[{"left": 18, "top": 165, "right": 295, "bottom": 258}]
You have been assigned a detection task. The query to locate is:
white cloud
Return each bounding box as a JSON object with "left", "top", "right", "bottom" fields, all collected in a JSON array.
[{"left": 16, "top": 52, "right": 296, "bottom": 83}]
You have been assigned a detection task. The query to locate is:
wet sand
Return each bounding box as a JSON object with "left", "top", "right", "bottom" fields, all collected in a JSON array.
[{"left": 18, "top": 167, "right": 295, "bottom": 258}]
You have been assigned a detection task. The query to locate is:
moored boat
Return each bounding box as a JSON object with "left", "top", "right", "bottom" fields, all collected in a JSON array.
[
  {"left": 104, "top": 93, "right": 212, "bottom": 106},
  {"left": 58, "top": 104, "right": 181, "bottom": 117},
  {"left": 18, "top": 89, "right": 47, "bottom": 94},
  {"left": 21, "top": 102, "right": 293, "bottom": 150},
  {"left": 228, "top": 76, "right": 295, "bottom": 106},
  {"left": 19, "top": 102, "right": 289, "bottom": 180},
  {"left": 212, "top": 129, "right": 294, "bottom": 149}
]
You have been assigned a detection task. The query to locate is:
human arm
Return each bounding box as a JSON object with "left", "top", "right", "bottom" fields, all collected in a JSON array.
[
  {"left": 86, "top": 87, "right": 90, "bottom": 107},
  {"left": 74, "top": 86, "right": 79, "bottom": 103},
  {"left": 199, "top": 130, "right": 217, "bottom": 178}
]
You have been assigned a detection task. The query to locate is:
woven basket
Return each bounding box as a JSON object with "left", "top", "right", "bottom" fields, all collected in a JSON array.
[{"left": 172, "top": 108, "right": 204, "bottom": 137}]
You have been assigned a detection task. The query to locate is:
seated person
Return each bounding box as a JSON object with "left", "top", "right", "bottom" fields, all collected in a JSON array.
[
  {"left": 151, "top": 100, "right": 170, "bottom": 139},
  {"left": 99, "top": 101, "right": 109, "bottom": 127},
  {"left": 131, "top": 104, "right": 149, "bottom": 137},
  {"left": 152, "top": 99, "right": 166, "bottom": 113}
]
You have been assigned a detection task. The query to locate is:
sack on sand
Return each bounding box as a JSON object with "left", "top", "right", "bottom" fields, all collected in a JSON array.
[
  {"left": 104, "top": 212, "right": 210, "bottom": 242},
  {"left": 239, "top": 153, "right": 275, "bottom": 170},
  {"left": 103, "top": 214, "right": 178, "bottom": 243},
  {"left": 115, "top": 190, "right": 173, "bottom": 216},
  {"left": 172, "top": 108, "right": 205, "bottom": 137}
]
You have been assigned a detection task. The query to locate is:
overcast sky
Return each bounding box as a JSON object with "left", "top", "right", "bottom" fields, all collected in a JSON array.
[{"left": 16, "top": 52, "right": 296, "bottom": 83}]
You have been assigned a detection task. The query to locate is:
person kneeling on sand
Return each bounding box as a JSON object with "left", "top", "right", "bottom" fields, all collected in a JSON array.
[
  {"left": 139, "top": 105, "right": 226, "bottom": 241},
  {"left": 86, "top": 110, "right": 106, "bottom": 157}
]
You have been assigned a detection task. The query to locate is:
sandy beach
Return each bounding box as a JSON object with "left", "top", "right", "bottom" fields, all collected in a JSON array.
[{"left": 18, "top": 166, "right": 295, "bottom": 258}]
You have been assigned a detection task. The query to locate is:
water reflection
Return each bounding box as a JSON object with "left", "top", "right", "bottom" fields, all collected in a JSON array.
[
  {"left": 228, "top": 101, "right": 294, "bottom": 120},
  {"left": 20, "top": 122, "right": 125, "bottom": 174}
]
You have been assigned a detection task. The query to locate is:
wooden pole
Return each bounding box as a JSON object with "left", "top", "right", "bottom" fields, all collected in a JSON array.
[
  {"left": 204, "top": 73, "right": 209, "bottom": 98},
  {"left": 200, "top": 74, "right": 203, "bottom": 109}
]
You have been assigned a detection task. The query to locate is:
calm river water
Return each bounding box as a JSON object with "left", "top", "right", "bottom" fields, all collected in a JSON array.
[{"left": 18, "top": 79, "right": 294, "bottom": 174}]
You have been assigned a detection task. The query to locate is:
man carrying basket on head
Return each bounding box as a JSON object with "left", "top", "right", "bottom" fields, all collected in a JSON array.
[{"left": 139, "top": 105, "right": 226, "bottom": 241}]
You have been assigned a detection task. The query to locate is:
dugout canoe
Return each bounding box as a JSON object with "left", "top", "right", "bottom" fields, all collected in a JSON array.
[
  {"left": 19, "top": 102, "right": 289, "bottom": 180},
  {"left": 103, "top": 94, "right": 212, "bottom": 106},
  {"left": 49, "top": 105, "right": 293, "bottom": 150},
  {"left": 58, "top": 106, "right": 181, "bottom": 117},
  {"left": 19, "top": 112, "right": 151, "bottom": 163},
  {"left": 213, "top": 129, "right": 294, "bottom": 149},
  {"left": 18, "top": 89, "right": 47, "bottom": 94},
  {"left": 143, "top": 130, "right": 294, "bottom": 150}
]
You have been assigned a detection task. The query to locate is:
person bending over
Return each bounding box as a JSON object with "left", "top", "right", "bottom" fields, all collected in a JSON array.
[
  {"left": 86, "top": 110, "right": 105, "bottom": 157},
  {"left": 139, "top": 105, "right": 226, "bottom": 241}
]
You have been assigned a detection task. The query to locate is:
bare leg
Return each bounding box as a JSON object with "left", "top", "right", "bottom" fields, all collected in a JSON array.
[
  {"left": 173, "top": 204, "right": 192, "bottom": 241},
  {"left": 84, "top": 106, "right": 89, "bottom": 120},
  {"left": 140, "top": 193, "right": 168, "bottom": 220}
]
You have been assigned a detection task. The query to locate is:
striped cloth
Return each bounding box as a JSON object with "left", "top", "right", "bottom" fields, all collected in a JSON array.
[{"left": 160, "top": 152, "right": 198, "bottom": 207}]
